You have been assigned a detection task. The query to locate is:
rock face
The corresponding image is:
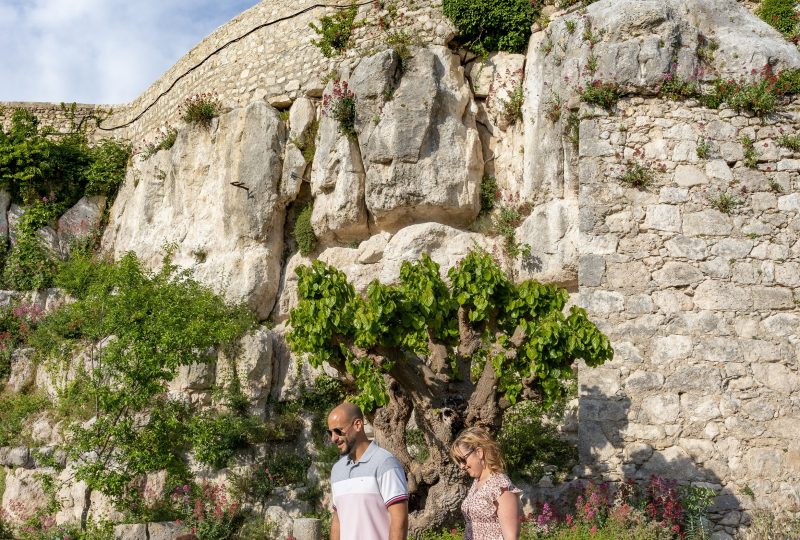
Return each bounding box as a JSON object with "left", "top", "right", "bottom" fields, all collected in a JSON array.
[
  {"left": 353, "top": 46, "right": 484, "bottom": 231},
  {"left": 102, "top": 101, "right": 287, "bottom": 319}
]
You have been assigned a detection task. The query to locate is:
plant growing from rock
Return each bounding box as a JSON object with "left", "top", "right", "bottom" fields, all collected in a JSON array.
[
  {"left": 442, "top": 0, "right": 538, "bottom": 55},
  {"left": 287, "top": 250, "right": 612, "bottom": 533},
  {"left": 777, "top": 133, "right": 800, "bottom": 151},
  {"left": 293, "top": 203, "right": 317, "bottom": 256},
  {"left": 2, "top": 200, "right": 61, "bottom": 291},
  {"left": 580, "top": 80, "right": 621, "bottom": 111},
  {"left": 544, "top": 92, "right": 563, "bottom": 122},
  {"left": 500, "top": 83, "right": 525, "bottom": 125},
  {"left": 768, "top": 177, "right": 784, "bottom": 193},
  {"left": 757, "top": 0, "right": 800, "bottom": 41},
  {"left": 291, "top": 119, "right": 319, "bottom": 164},
  {"left": 479, "top": 174, "right": 498, "bottom": 213},
  {"left": 565, "top": 111, "right": 580, "bottom": 149},
  {"left": 180, "top": 93, "right": 222, "bottom": 128},
  {"left": 741, "top": 135, "right": 758, "bottom": 168},
  {"left": 620, "top": 161, "right": 654, "bottom": 189},
  {"left": 323, "top": 80, "right": 357, "bottom": 139},
  {"left": 709, "top": 191, "right": 739, "bottom": 214},
  {"left": 696, "top": 137, "right": 710, "bottom": 159},
  {"left": 142, "top": 127, "right": 178, "bottom": 159},
  {"left": 31, "top": 248, "right": 254, "bottom": 529},
  {"left": 310, "top": 2, "right": 359, "bottom": 57}
]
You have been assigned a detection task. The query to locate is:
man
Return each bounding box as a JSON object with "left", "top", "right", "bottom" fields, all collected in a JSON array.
[{"left": 327, "top": 402, "right": 408, "bottom": 540}]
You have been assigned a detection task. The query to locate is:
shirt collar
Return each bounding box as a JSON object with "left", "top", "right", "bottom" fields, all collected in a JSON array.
[{"left": 347, "top": 440, "right": 378, "bottom": 466}]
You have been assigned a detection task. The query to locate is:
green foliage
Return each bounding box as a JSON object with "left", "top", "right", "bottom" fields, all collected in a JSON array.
[
  {"left": 0, "top": 300, "right": 46, "bottom": 380},
  {"left": 498, "top": 395, "right": 577, "bottom": 482},
  {"left": 566, "top": 111, "right": 580, "bottom": 149},
  {"left": 0, "top": 391, "right": 49, "bottom": 446},
  {"left": 479, "top": 175, "right": 498, "bottom": 213},
  {"left": 190, "top": 411, "right": 263, "bottom": 468},
  {"left": 620, "top": 162, "right": 654, "bottom": 190},
  {"left": 406, "top": 428, "right": 430, "bottom": 463},
  {"left": 740, "top": 509, "right": 800, "bottom": 539},
  {"left": 777, "top": 133, "right": 800, "bottom": 150},
  {"left": 580, "top": 81, "right": 621, "bottom": 111},
  {"left": 175, "top": 482, "right": 243, "bottom": 540},
  {"left": 0, "top": 108, "right": 130, "bottom": 207},
  {"left": 442, "top": 0, "right": 537, "bottom": 55},
  {"left": 310, "top": 3, "right": 359, "bottom": 57},
  {"left": 180, "top": 93, "right": 222, "bottom": 128},
  {"left": 741, "top": 135, "right": 758, "bottom": 167},
  {"left": 494, "top": 205, "right": 532, "bottom": 259},
  {"left": 709, "top": 192, "right": 739, "bottom": 214},
  {"left": 421, "top": 527, "right": 465, "bottom": 540},
  {"left": 84, "top": 138, "right": 131, "bottom": 198},
  {"left": 695, "top": 138, "right": 710, "bottom": 159},
  {"left": 757, "top": 0, "right": 799, "bottom": 38},
  {"left": 659, "top": 76, "right": 701, "bottom": 101},
  {"left": 323, "top": 80, "right": 357, "bottom": 138},
  {"left": 293, "top": 203, "right": 317, "bottom": 256},
  {"left": 500, "top": 84, "right": 525, "bottom": 125},
  {"left": 288, "top": 250, "right": 612, "bottom": 411},
  {"left": 2, "top": 201, "right": 61, "bottom": 290},
  {"left": 291, "top": 119, "right": 319, "bottom": 164},
  {"left": 229, "top": 451, "right": 311, "bottom": 508},
  {"left": 32, "top": 249, "right": 254, "bottom": 508}
]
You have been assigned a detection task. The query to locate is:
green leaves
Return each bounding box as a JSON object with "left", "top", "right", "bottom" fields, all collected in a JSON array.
[
  {"left": 287, "top": 249, "right": 613, "bottom": 412},
  {"left": 442, "top": 0, "right": 537, "bottom": 55}
]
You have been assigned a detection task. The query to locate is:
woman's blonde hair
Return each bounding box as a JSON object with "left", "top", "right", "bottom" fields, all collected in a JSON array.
[{"left": 450, "top": 426, "right": 506, "bottom": 474}]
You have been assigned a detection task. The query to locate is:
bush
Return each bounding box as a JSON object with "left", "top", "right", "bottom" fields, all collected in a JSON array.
[
  {"left": 581, "top": 81, "right": 622, "bottom": 110},
  {"left": 322, "top": 80, "right": 357, "bottom": 138},
  {"left": 0, "top": 392, "right": 49, "bottom": 446},
  {"left": 85, "top": 138, "right": 131, "bottom": 198},
  {"left": 620, "top": 162, "right": 654, "bottom": 190},
  {"left": 190, "top": 412, "right": 263, "bottom": 468},
  {"left": 293, "top": 203, "right": 317, "bottom": 256},
  {"left": 181, "top": 93, "right": 222, "bottom": 128},
  {"left": 757, "top": 0, "right": 799, "bottom": 38},
  {"left": 142, "top": 127, "right": 178, "bottom": 159},
  {"left": 310, "top": 2, "right": 359, "bottom": 57},
  {"left": 2, "top": 201, "right": 61, "bottom": 291},
  {"left": 479, "top": 175, "right": 498, "bottom": 214},
  {"left": 499, "top": 398, "right": 577, "bottom": 483},
  {"left": 442, "top": 0, "right": 537, "bottom": 54}
]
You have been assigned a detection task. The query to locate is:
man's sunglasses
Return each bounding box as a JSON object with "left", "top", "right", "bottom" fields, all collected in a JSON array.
[{"left": 326, "top": 418, "right": 356, "bottom": 438}]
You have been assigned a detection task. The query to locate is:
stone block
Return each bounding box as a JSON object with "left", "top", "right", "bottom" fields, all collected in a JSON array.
[
  {"left": 114, "top": 524, "right": 147, "bottom": 540},
  {"left": 653, "top": 262, "right": 703, "bottom": 287},
  {"left": 752, "top": 363, "right": 799, "bottom": 393},
  {"left": 293, "top": 517, "right": 322, "bottom": 540},
  {"left": 694, "top": 337, "right": 743, "bottom": 363},
  {"left": 710, "top": 238, "right": 754, "bottom": 259},
  {"left": 579, "top": 255, "right": 606, "bottom": 287},
  {"left": 643, "top": 204, "right": 681, "bottom": 232},
  {"left": 777, "top": 193, "right": 800, "bottom": 211},
  {"left": 744, "top": 448, "right": 783, "bottom": 477},
  {"left": 665, "top": 236, "right": 707, "bottom": 259},
  {"left": 674, "top": 165, "right": 708, "bottom": 187},
  {"left": 148, "top": 522, "right": 182, "bottom": 540},
  {"left": 750, "top": 286, "right": 794, "bottom": 309},
  {"left": 666, "top": 365, "right": 722, "bottom": 392},
  {"left": 683, "top": 210, "right": 733, "bottom": 236},
  {"left": 625, "top": 370, "right": 664, "bottom": 392},
  {"left": 694, "top": 280, "right": 752, "bottom": 310},
  {"left": 606, "top": 261, "right": 650, "bottom": 289},
  {"left": 706, "top": 160, "right": 733, "bottom": 181},
  {"left": 760, "top": 313, "right": 799, "bottom": 336},
  {"left": 641, "top": 446, "right": 697, "bottom": 480},
  {"left": 659, "top": 186, "right": 689, "bottom": 204},
  {"left": 582, "top": 290, "right": 625, "bottom": 314},
  {"left": 651, "top": 335, "right": 693, "bottom": 364},
  {"left": 751, "top": 192, "right": 777, "bottom": 212},
  {"left": 680, "top": 395, "right": 722, "bottom": 422},
  {"left": 640, "top": 394, "right": 680, "bottom": 423}
]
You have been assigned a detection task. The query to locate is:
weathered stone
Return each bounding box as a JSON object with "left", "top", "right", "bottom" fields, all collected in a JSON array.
[
  {"left": 681, "top": 395, "right": 722, "bottom": 422},
  {"left": 706, "top": 160, "right": 733, "bottom": 181},
  {"left": 357, "top": 232, "right": 392, "bottom": 264},
  {"left": 752, "top": 363, "right": 799, "bottom": 393},
  {"left": 641, "top": 394, "right": 680, "bottom": 423},
  {"left": 695, "top": 337, "right": 743, "bottom": 362},
  {"left": 643, "top": 204, "right": 681, "bottom": 232},
  {"left": 659, "top": 187, "right": 689, "bottom": 204},
  {"left": 148, "top": 522, "right": 183, "bottom": 540},
  {"left": 710, "top": 238, "right": 754, "bottom": 258},
  {"left": 641, "top": 446, "right": 697, "bottom": 480},
  {"left": 102, "top": 101, "right": 287, "bottom": 319},
  {"left": 651, "top": 335, "right": 693, "bottom": 364},
  {"left": 57, "top": 196, "right": 106, "bottom": 258},
  {"left": 666, "top": 365, "right": 722, "bottom": 392},
  {"left": 683, "top": 210, "right": 733, "bottom": 236},
  {"left": 694, "top": 280, "right": 753, "bottom": 310},
  {"left": 280, "top": 97, "right": 317, "bottom": 203},
  {"left": 362, "top": 46, "right": 482, "bottom": 230},
  {"left": 653, "top": 262, "right": 703, "bottom": 287},
  {"left": 625, "top": 370, "right": 665, "bottom": 392},
  {"left": 751, "top": 286, "right": 794, "bottom": 309},
  {"left": 665, "top": 236, "right": 707, "bottom": 259},
  {"left": 293, "top": 517, "right": 323, "bottom": 540},
  {"left": 582, "top": 290, "right": 625, "bottom": 314},
  {"left": 777, "top": 193, "right": 800, "bottom": 211},
  {"left": 674, "top": 165, "right": 708, "bottom": 187},
  {"left": 606, "top": 261, "right": 650, "bottom": 289},
  {"left": 7, "top": 347, "right": 36, "bottom": 393},
  {"left": 579, "top": 254, "right": 606, "bottom": 287}
]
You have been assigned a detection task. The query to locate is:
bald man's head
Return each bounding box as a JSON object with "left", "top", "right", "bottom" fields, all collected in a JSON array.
[
  {"left": 327, "top": 401, "right": 368, "bottom": 458},
  {"left": 330, "top": 402, "right": 363, "bottom": 423}
]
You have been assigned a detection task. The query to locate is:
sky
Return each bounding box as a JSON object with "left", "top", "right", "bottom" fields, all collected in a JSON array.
[{"left": 0, "top": 0, "right": 261, "bottom": 104}]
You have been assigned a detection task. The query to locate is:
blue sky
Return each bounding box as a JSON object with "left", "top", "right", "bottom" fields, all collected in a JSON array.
[{"left": 0, "top": 0, "right": 260, "bottom": 104}]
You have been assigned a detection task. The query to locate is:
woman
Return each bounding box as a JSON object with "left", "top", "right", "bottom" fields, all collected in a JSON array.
[{"left": 451, "top": 426, "right": 522, "bottom": 540}]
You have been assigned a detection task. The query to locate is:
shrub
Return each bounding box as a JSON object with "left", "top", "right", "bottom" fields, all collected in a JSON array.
[
  {"left": 501, "top": 84, "right": 525, "bottom": 125},
  {"left": 0, "top": 300, "right": 46, "bottom": 381},
  {"left": 322, "top": 80, "right": 357, "bottom": 138},
  {"left": 0, "top": 392, "right": 49, "bottom": 446},
  {"left": 545, "top": 92, "right": 563, "bottom": 123},
  {"left": 190, "top": 412, "right": 262, "bottom": 468},
  {"left": 310, "top": 2, "right": 359, "bottom": 57},
  {"left": 580, "top": 80, "right": 621, "bottom": 111},
  {"left": 499, "top": 397, "right": 577, "bottom": 482},
  {"left": 479, "top": 175, "right": 498, "bottom": 214},
  {"left": 174, "top": 482, "right": 242, "bottom": 540},
  {"left": 777, "top": 133, "right": 800, "bottom": 151},
  {"left": 696, "top": 137, "right": 710, "bottom": 159},
  {"left": 757, "top": 0, "right": 799, "bottom": 38},
  {"left": 620, "top": 162, "right": 653, "bottom": 189},
  {"left": 180, "top": 93, "right": 222, "bottom": 128},
  {"left": 293, "top": 203, "right": 317, "bottom": 256},
  {"left": 442, "top": 0, "right": 537, "bottom": 55},
  {"left": 85, "top": 138, "right": 132, "bottom": 199},
  {"left": 291, "top": 119, "right": 319, "bottom": 164},
  {"left": 2, "top": 200, "right": 61, "bottom": 290},
  {"left": 709, "top": 192, "right": 739, "bottom": 214},
  {"left": 741, "top": 135, "right": 758, "bottom": 168}
]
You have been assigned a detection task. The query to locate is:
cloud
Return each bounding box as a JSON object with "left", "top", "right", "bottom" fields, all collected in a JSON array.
[{"left": 0, "top": 0, "right": 259, "bottom": 104}]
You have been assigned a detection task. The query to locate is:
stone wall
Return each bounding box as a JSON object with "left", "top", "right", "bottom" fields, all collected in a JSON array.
[
  {"left": 577, "top": 96, "right": 800, "bottom": 537},
  {"left": 0, "top": 0, "right": 454, "bottom": 144}
]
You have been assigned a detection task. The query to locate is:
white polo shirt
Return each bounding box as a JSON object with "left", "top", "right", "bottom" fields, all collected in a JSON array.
[{"left": 331, "top": 441, "right": 408, "bottom": 540}]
